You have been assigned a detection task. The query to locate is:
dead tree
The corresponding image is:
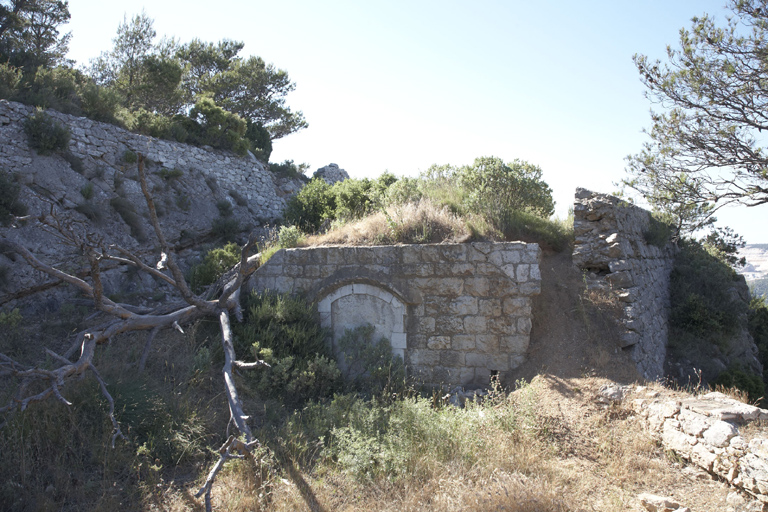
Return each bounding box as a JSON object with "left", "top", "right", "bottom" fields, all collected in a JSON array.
[{"left": 0, "top": 154, "right": 268, "bottom": 511}]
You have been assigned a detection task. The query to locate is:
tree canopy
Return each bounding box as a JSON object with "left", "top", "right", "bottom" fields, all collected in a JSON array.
[{"left": 625, "top": 0, "right": 768, "bottom": 233}]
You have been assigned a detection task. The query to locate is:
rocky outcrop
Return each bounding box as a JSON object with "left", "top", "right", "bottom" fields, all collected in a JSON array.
[
  {"left": 572, "top": 188, "right": 677, "bottom": 379},
  {"left": 313, "top": 163, "right": 349, "bottom": 185}
]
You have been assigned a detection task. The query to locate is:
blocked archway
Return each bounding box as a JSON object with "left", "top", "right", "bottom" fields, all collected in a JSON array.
[{"left": 317, "top": 282, "right": 407, "bottom": 361}]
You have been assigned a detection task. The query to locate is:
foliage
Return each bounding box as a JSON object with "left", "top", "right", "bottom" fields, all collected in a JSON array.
[
  {"left": 210, "top": 216, "right": 240, "bottom": 242},
  {"left": 0, "top": 61, "right": 22, "bottom": 99},
  {"left": 669, "top": 238, "right": 747, "bottom": 348},
  {"left": 109, "top": 196, "right": 146, "bottom": 241},
  {"left": 284, "top": 178, "right": 335, "bottom": 232},
  {"left": 643, "top": 211, "right": 675, "bottom": 247},
  {"left": 122, "top": 149, "right": 137, "bottom": 163},
  {"left": 336, "top": 324, "right": 406, "bottom": 397},
  {"left": 186, "top": 97, "right": 250, "bottom": 155},
  {"left": 459, "top": 156, "right": 555, "bottom": 219},
  {"left": 187, "top": 242, "right": 240, "bottom": 293},
  {"left": 215, "top": 199, "right": 233, "bottom": 217},
  {"left": 23, "top": 108, "right": 69, "bottom": 154},
  {"left": 712, "top": 366, "right": 765, "bottom": 403},
  {"left": 702, "top": 226, "right": 747, "bottom": 268},
  {"left": 277, "top": 225, "right": 302, "bottom": 248},
  {"left": 0, "top": 308, "right": 22, "bottom": 328},
  {"left": 235, "top": 292, "right": 340, "bottom": 404},
  {"left": 156, "top": 167, "right": 182, "bottom": 181},
  {"left": 79, "top": 181, "right": 93, "bottom": 200},
  {"left": 749, "top": 297, "right": 768, "bottom": 384},
  {"left": 0, "top": 0, "right": 71, "bottom": 70},
  {"left": 269, "top": 159, "right": 309, "bottom": 181},
  {"left": 0, "top": 169, "right": 27, "bottom": 225},
  {"left": 625, "top": 0, "right": 768, "bottom": 233}
]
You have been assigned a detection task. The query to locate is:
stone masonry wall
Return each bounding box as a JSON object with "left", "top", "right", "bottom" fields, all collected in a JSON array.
[
  {"left": 572, "top": 188, "right": 677, "bottom": 380},
  {"left": 0, "top": 100, "right": 286, "bottom": 219},
  {"left": 247, "top": 242, "right": 542, "bottom": 389}
]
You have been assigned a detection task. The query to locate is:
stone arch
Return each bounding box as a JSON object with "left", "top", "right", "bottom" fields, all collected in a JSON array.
[{"left": 317, "top": 282, "right": 407, "bottom": 361}]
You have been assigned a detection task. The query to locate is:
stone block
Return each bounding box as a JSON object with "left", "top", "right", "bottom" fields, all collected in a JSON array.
[
  {"left": 478, "top": 298, "right": 502, "bottom": 317},
  {"left": 464, "top": 277, "right": 490, "bottom": 297},
  {"left": 434, "top": 316, "right": 464, "bottom": 334},
  {"left": 503, "top": 297, "right": 530, "bottom": 315},
  {"left": 418, "top": 317, "right": 436, "bottom": 333},
  {"left": 501, "top": 249, "right": 521, "bottom": 264},
  {"left": 475, "top": 334, "right": 499, "bottom": 353},
  {"left": 452, "top": 335, "right": 475, "bottom": 350},
  {"left": 448, "top": 296, "right": 478, "bottom": 316},
  {"left": 517, "top": 317, "right": 532, "bottom": 335},
  {"left": 427, "top": 336, "right": 451, "bottom": 350},
  {"left": 466, "top": 353, "right": 489, "bottom": 367},
  {"left": 440, "top": 350, "right": 465, "bottom": 367},
  {"left": 500, "top": 335, "right": 529, "bottom": 352},
  {"left": 414, "top": 277, "right": 464, "bottom": 296},
  {"left": 407, "top": 349, "right": 440, "bottom": 367},
  {"left": 390, "top": 332, "right": 407, "bottom": 350},
  {"left": 490, "top": 354, "right": 510, "bottom": 372},
  {"left": 464, "top": 316, "right": 487, "bottom": 334}
]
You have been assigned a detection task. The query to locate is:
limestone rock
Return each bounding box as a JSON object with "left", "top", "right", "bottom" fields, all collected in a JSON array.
[
  {"left": 638, "top": 493, "right": 683, "bottom": 511},
  {"left": 313, "top": 163, "right": 349, "bottom": 185}
]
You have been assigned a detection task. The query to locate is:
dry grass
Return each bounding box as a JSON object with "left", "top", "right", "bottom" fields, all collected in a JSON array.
[{"left": 304, "top": 199, "right": 482, "bottom": 247}]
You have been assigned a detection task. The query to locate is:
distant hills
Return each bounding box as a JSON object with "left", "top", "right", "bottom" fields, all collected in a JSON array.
[{"left": 741, "top": 244, "right": 768, "bottom": 297}]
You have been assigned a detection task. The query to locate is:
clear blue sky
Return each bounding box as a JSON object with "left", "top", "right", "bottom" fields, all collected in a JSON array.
[{"left": 64, "top": 0, "right": 767, "bottom": 243}]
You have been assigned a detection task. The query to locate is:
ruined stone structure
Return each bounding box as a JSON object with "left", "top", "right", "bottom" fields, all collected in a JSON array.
[
  {"left": 572, "top": 188, "right": 677, "bottom": 380},
  {"left": 248, "top": 242, "right": 542, "bottom": 388}
]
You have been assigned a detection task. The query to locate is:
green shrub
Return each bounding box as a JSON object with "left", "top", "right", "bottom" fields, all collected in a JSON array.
[
  {"left": 283, "top": 178, "right": 335, "bottom": 232},
  {"left": 188, "top": 242, "right": 241, "bottom": 293},
  {"left": 749, "top": 297, "right": 768, "bottom": 385},
  {"left": 216, "top": 199, "right": 233, "bottom": 217},
  {"left": 337, "top": 324, "right": 406, "bottom": 396},
  {"left": 0, "top": 308, "right": 22, "bottom": 328},
  {"left": 157, "top": 168, "right": 183, "bottom": 181},
  {"left": 277, "top": 225, "right": 302, "bottom": 248},
  {"left": 670, "top": 239, "right": 747, "bottom": 347},
  {"left": 78, "top": 82, "right": 124, "bottom": 125},
  {"left": 80, "top": 182, "right": 94, "bottom": 200},
  {"left": 235, "top": 292, "right": 339, "bottom": 404},
  {"left": 712, "top": 367, "right": 765, "bottom": 403},
  {"left": 175, "top": 193, "right": 190, "bottom": 211},
  {"left": 23, "top": 110, "right": 70, "bottom": 155},
  {"left": 269, "top": 159, "right": 309, "bottom": 181},
  {"left": 0, "top": 170, "right": 27, "bottom": 225},
  {"left": 0, "top": 62, "right": 22, "bottom": 100},
  {"left": 186, "top": 97, "right": 250, "bottom": 155},
  {"left": 110, "top": 197, "right": 147, "bottom": 242},
  {"left": 211, "top": 217, "right": 240, "bottom": 242},
  {"left": 228, "top": 189, "right": 248, "bottom": 206},
  {"left": 644, "top": 212, "right": 674, "bottom": 248},
  {"left": 61, "top": 151, "right": 84, "bottom": 174},
  {"left": 74, "top": 201, "right": 102, "bottom": 223},
  {"left": 122, "top": 150, "right": 138, "bottom": 164}
]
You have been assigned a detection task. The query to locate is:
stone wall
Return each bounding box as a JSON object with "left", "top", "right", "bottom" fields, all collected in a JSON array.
[
  {"left": 572, "top": 188, "right": 677, "bottom": 380},
  {"left": 633, "top": 390, "right": 768, "bottom": 503},
  {"left": 0, "top": 100, "right": 286, "bottom": 219},
  {"left": 247, "top": 242, "right": 542, "bottom": 388}
]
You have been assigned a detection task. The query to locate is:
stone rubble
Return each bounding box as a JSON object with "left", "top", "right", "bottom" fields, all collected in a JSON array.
[{"left": 633, "top": 390, "right": 768, "bottom": 506}]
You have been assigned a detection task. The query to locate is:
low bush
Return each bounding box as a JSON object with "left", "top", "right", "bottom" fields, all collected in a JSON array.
[
  {"left": 157, "top": 168, "right": 183, "bottom": 181},
  {"left": 228, "top": 189, "right": 248, "bottom": 206},
  {"left": 712, "top": 366, "right": 765, "bottom": 403},
  {"left": 122, "top": 150, "right": 137, "bottom": 164},
  {"left": 188, "top": 242, "right": 241, "bottom": 293},
  {"left": 277, "top": 225, "right": 302, "bottom": 248},
  {"left": 74, "top": 201, "right": 102, "bottom": 223},
  {"left": 269, "top": 159, "right": 309, "bottom": 181},
  {"left": 211, "top": 217, "right": 240, "bottom": 242},
  {"left": 0, "top": 62, "right": 22, "bottom": 100},
  {"left": 80, "top": 182, "right": 94, "bottom": 200},
  {"left": 216, "top": 199, "right": 233, "bottom": 217},
  {"left": 235, "top": 292, "right": 340, "bottom": 404},
  {"left": 336, "top": 324, "right": 406, "bottom": 396},
  {"left": 109, "top": 197, "right": 147, "bottom": 242},
  {"left": 61, "top": 151, "right": 84, "bottom": 174},
  {"left": 644, "top": 212, "right": 674, "bottom": 248},
  {"left": 0, "top": 170, "right": 27, "bottom": 225},
  {"left": 23, "top": 110, "right": 70, "bottom": 155}
]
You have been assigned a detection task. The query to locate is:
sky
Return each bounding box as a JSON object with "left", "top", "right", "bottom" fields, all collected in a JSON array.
[{"left": 63, "top": 0, "right": 767, "bottom": 243}]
